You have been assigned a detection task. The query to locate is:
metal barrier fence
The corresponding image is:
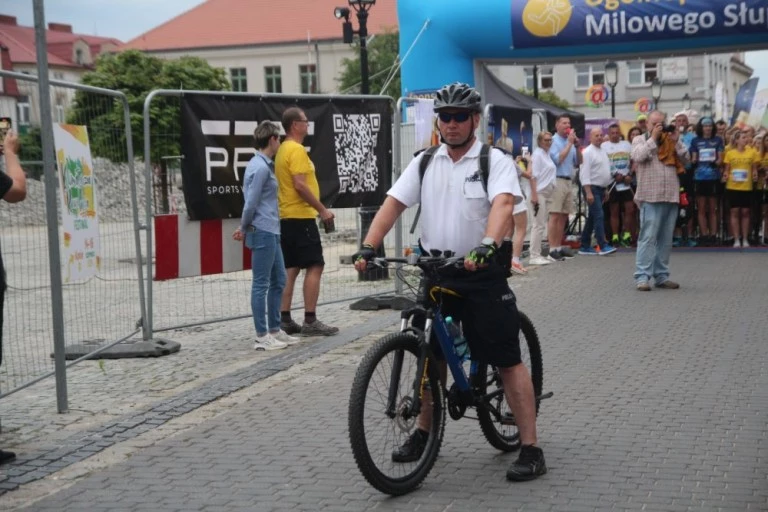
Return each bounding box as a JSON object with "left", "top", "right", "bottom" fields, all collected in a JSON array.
[
  {"left": 142, "top": 90, "right": 401, "bottom": 335},
  {"left": 0, "top": 70, "right": 146, "bottom": 403}
]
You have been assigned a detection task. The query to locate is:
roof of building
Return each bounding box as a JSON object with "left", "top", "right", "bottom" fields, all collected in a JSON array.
[
  {"left": 0, "top": 14, "right": 122, "bottom": 68},
  {"left": 120, "top": 0, "right": 399, "bottom": 52}
]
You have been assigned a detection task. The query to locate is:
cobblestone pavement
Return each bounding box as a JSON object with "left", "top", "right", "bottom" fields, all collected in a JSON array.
[{"left": 3, "top": 250, "right": 768, "bottom": 511}]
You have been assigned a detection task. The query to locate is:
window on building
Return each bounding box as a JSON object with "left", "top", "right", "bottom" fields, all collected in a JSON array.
[
  {"left": 265, "top": 66, "right": 282, "bottom": 93},
  {"left": 576, "top": 64, "right": 605, "bottom": 89},
  {"left": 17, "top": 96, "right": 30, "bottom": 126},
  {"left": 523, "top": 66, "right": 554, "bottom": 91},
  {"left": 75, "top": 48, "right": 83, "bottom": 65},
  {"left": 627, "top": 61, "right": 658, "bottom": 85},
  {"left": 230, "top": 67, "right": 247, "bottom": 92},
  {"left": 299, "top": 64, "right": 317, "bottom": 94},
  {"left": 55, "top": 104, "right": 66, "bottom": 123}
]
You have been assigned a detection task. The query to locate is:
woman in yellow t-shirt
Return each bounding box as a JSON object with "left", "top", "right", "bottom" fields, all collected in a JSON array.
[
  {"left": 757, "top": 134, "right": 768, "bottom": 245},
  {"left": 722, "top": 130, "right": 759, "bottom": 248}
]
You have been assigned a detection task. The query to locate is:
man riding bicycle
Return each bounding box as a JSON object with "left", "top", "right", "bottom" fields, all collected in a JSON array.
[{"left": 353, "top": 82, "right": 546, "bottom": 481}]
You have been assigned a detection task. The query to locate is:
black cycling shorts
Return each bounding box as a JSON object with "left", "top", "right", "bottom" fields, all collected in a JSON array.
[
  {"left": 413, "top": 265, "right": 522, "bottom": 368},
  {"left": 695, "top": 180, "right": 721, "bottom": 198},
  {"left": 280, "top": 219, "right": 324, "bottom": 269},
  {"left": 609, "top": 188, "right": 634, "bottom": 204}
]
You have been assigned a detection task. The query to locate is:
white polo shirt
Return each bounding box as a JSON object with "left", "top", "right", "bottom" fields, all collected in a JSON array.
[{"left": 388, "top": 140, "right": 522, "bottom": 257}]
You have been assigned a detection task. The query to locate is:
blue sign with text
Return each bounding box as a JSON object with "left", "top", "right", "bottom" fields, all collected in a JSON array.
[{"left": 511, "top": 0, "right": 768, "bottom": 49}]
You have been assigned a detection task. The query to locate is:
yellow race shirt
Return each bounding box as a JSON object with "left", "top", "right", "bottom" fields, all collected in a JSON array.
[
  {"left": 723, "top": 146, "right": 759, "bottom": 192},
  {"left": 758, "top": 151, "right": 768, "bottom": 190},
  {"left": 275, "top": 140, "right": 321, "bottom": 219}
]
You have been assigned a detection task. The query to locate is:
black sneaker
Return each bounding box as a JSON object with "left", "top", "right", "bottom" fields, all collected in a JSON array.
[
  {"left": 506, "top": 445, "right": 547, "bottom": 481},
  {"left": 547, "top": 250, "right": 565, "bottom": 262},
  {"left": 0, "top": 449, "right": 16, "bottom": 465},
  {"left": 559, "top": 247, "right": 576, "bottom": 258},
  {"left": 280, "top": 319, "right": 302, "bottom": 335},
  {"left": 392, "top": 429, "right": 428, "bottom": 463}
]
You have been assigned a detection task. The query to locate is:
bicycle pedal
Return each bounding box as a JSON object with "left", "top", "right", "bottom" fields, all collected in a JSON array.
[
  {"left": 536, "top": 392, "right": 554, "bottom": 401},
  {"left": 500, "top": 412, "right": 516, "bottom": 425}
]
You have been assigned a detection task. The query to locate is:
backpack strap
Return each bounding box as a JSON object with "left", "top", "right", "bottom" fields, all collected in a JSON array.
[
  {"left": 410, "top": 145, "right": 440, "bottom": 234},
  {"left": 478, "top": 143, "right": 491, "bottom": 192}
]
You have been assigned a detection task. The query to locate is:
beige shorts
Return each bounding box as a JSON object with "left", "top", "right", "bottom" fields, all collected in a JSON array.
[{"left": 547, "top": 178, "right": 574, "bottom": 214}]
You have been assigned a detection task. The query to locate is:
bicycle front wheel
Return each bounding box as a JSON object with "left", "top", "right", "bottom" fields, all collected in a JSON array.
[
  {"left": 476, "top": 311, "right": 543, "bottom": 452},
  {"left": 348, "top": 332, "right": 445, "bottom": 495}
]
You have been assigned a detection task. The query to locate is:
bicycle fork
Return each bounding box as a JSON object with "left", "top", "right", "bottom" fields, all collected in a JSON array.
[{"left": 384, "top": 318, "right": 432, "bottom": 421}]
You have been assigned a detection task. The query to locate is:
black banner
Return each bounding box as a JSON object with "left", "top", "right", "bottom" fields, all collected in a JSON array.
[{"left": 180, "top": 94, "right": 393, "bottom": 220}]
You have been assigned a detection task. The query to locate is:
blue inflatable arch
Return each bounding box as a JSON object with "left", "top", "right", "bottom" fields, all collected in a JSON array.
[{"left": 398, "top": 0, "right": 768, "bottom": 95}]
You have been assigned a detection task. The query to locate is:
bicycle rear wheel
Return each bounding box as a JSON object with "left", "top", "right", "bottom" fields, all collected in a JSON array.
[
  {"left": 476, "top": 311, "right": 543, "bottom": 452},
  {"left": 348, "top": 332, "right": 445, "bottom": 495}
]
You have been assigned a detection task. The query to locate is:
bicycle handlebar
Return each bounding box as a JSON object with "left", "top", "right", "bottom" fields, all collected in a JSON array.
[{"left": 368, "top": 255, "right": 464, "bottom": 269}]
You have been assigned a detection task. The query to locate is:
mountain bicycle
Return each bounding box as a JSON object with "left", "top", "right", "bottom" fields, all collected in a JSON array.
[{"left": 348, "top": 254, "right": 551, "bottom": 495}]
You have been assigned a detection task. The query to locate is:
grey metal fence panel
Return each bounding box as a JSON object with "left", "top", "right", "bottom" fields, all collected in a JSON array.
[
  {"left": 142, "top": 90, "right": 399, "bottom": 335},
  {"left": 0, "top": 70, "right": 146, "bottom": 399}
]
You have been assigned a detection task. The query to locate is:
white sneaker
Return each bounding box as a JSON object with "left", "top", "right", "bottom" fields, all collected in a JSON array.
[
  {"left": 253, "top": 333, "right": 287, "bottom": 351},
  {"left": 272, "top": 329, "right": 300, "bottom": 345},
  {"left": 527, "top": 256, "right": 551, "bottom": 266},
  {"left": 733, "top": 239, "right": 741, "bottom": 248},
  {"left": 742, "top": 239, "right": 750, "bottom": 248}
]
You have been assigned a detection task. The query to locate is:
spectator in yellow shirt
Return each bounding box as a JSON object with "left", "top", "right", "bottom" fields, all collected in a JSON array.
[
  {"left": 722, "top": 130, "right": 760, "bottom": 248},
  {"left": 275, "top": 107, "right": 339, "bottom": 337}
]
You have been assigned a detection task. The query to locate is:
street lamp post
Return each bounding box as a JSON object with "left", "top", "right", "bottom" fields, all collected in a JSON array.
[
  {"left": 682, "top": 93, "right": 691, "bottom": 111},
  {"left": 651, "top": 77, "right": 662, "bottom": 110},
  {"left": 335, "top": 0, "right": 387, "bottom": 282},
  {"left": 605, "top": 61, "right": 618, "bottom": 118}
]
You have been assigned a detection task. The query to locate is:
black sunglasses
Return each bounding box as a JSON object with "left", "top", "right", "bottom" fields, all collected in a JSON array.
[{"left": 438, "top": 112, "right": 471, "bottom": 123}]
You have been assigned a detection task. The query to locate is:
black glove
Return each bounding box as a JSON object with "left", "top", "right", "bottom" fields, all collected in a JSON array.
[
  {"left": 352, "top": 243, "right": 377, "bottom": 265},
  {"left": 466, "top": 241, "right": 497, "bottom": 268}
]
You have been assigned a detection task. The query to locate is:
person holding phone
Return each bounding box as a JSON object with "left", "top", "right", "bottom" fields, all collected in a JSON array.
[{"left": 0, "top": 122, "right": 28, "bottom": 465}]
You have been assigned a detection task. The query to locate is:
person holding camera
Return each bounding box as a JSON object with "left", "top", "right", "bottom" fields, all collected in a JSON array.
[
  {"left": 630, "top": 110, "right": 689, "bottom": 291},
  {"left": 0, "top": 128, "right": 28, "bottom": 464}
]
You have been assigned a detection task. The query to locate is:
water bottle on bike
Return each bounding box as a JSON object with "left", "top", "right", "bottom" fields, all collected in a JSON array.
[{"left": 445, "top": 316, "right": 470, "bottom": 361}]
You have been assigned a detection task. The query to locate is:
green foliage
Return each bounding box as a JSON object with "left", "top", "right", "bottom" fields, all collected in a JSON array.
[
  {"left": 518, "top": 88, "right": 571, "bottom": 109},
  {"left": 67, "top": 50, "right": 230, "bottom": 162},
  {"left": 337, "top": 30, "right": 400, "bottom": 98}
]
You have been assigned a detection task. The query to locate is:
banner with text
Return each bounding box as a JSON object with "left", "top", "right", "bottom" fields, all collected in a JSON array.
[
  {"left": 511, "top": 0, "right": 768, "bottom": 49},
  {"left": 180, "top": 94, "right": 393, "bottom": 220},
  {"left": 54, "top": 124, "right": 100, "bottom": 283}
]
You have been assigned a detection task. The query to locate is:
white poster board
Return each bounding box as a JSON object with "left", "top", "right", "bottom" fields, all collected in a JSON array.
[{"left": 53, "top": 123, "right": 101, "bottom": 283}]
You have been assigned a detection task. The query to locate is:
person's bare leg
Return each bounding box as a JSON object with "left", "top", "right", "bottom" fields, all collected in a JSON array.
[
  {"left": 416, "top": 362, "right": 447, "bottom": 432},
  {"left": 303, "top": 264, "right": 323, "bottom": 312},
  {"left": 740, "top": 208, "right": 750, "bottom": 242},
  {"left": 730, "top": 209, "right": 740, "bottom": 243},
  {"left": 609, "top": 202, "right": 620, "bottom": 239},
  {"left": 708, "top": 197, "right": 719, "bottom": 239},
  {"left": 499, "top": 364, "right": 537, "bottom": 446},
  {"left": 623, "top": 201, "right": 636, "bottom": 237},
  {"left": 513, "top": 212, "right": 526, "bottom": 260},
  {"left": 281, "top": 267, "right": 301, "bottom": 311},
  {"left": 696, "top": 196, "right": 709, "bottom": 236}
]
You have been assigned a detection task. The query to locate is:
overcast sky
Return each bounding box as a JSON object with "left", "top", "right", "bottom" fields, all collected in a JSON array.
[{"left": 3, "top": 0, "right": 767, "bottom": 85}]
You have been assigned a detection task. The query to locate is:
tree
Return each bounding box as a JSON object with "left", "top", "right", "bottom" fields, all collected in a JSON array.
[
  {"left": 68, "top": 50, "right": 230, "bottom": 162},
  {"left": 337, "top": 30, "right": 400, "bottom": 98},
  {"left": 518, "top": 88, "right": 571, "bottom": 109}
]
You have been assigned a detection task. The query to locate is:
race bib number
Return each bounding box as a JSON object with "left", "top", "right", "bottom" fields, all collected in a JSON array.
[
  {"left": 731, "top": 169, "right": 748, "bottom": 182},
  {"left": 699, "top": 148, "right": 716, "bottom": 163}
]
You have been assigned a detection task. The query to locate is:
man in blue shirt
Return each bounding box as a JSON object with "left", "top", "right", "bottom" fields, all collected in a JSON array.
[
  {"left": 233, "top": 122, "right": 299, "bottom": 351},
  {"left": 547, "top": 115, "right": 582, "bottom": 260}
]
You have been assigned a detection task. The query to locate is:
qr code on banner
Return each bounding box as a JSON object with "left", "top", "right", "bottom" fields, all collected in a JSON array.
[{"left": 333, "top": 114, "right": 381, "bottom": 194}]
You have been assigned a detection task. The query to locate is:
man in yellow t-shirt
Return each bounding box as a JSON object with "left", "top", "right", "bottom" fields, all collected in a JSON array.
[{"left": 275, "top": 107, "right": 338, "bottom": 337}]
